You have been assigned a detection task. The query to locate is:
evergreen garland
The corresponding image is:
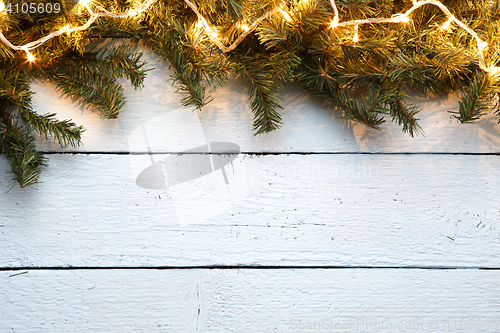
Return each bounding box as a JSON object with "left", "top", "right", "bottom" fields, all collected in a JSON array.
[{"left": 1, "top": 0, "right": 500, "bottom": 187}]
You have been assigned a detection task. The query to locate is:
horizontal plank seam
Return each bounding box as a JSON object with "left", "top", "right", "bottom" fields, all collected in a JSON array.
[
  {"left": 37, "top": 151, "right": 500, "bottom": 156},
  {"left": 1, "top": 266, "right": 499, "bottom": 271}
]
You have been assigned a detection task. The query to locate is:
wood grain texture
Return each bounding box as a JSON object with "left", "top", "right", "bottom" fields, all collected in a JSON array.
[
  {"left": 1, "top": 269, "right": 499, "bottom": 332},
  {"left": 1, "top": 153, "right": 499, "bottom": 268},
  {"left": 4, "top": 39, "right": 500, "bottom": 330},
  {"left": 29, "top": 40, "right": 500, "bottom": 154}
]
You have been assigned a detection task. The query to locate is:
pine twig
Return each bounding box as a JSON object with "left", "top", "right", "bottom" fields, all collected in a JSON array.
[
  {"left": 451, "top": 74, "right": 491, "bottom": 123},
  {"left": 48, "top": 67, "right": 127, "bottom": 118},
  {"left": 20, "top": 109, "right": 85, "bottom": 147},
  {"left": 388, "top": 93, "right": 424, "bottom": 137},
  {"left": 0, "top": 117, "right": 47, "bottom": 188},
  {"left": 234, "top": 54, "right": 283, "bottom": 135}
]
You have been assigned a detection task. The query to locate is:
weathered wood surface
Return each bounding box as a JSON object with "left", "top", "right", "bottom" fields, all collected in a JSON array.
[
  {"left": 1, "top": 269, "right": 499, "bottom": 332},
  {"left": 30, "top": 41, "right": 500, "bottom": 154},
  {"left": 1, "top": 153, "right": 499, "bottom": 268},
  {"left": 1, "top": 40, "right": 499, "bottom": 332}
]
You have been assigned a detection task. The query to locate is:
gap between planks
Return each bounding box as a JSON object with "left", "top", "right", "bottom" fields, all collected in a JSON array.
[
  {"left": 1, "top": 266, "right": 500, "bottom": 271},
  {"left": 38, "top": 151, "right": 500, "bottom": 155}
]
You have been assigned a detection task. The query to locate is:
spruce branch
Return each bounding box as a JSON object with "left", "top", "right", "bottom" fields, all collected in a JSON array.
[
  {"left": 143, "top": 7, "right": 230, "bottom": 108},
  {"left": 0, "top": 115, "right": 47, "bottom": 188},
  {"left": 247, "top": 77, "right": 283, "bottom": 135},
  {"left": 225, "top": 0, "right": 244, "bottom": 19},
  {"left": 388, "top": 92, "right": 424, "bottom": 137},
  {"left": 83, "top": 44, "right": 150, "bottom": 89},
  {"left": 257, "top": 17, "right": 288, "bottom": 50},
  {"left": 48, "top": 67, "right": 127, "bottom": 118},
  {"left": 19, "top": 109, "right": 85, "bottom": 148},
  {"left": 336, "top": 88, "right": 391, "bottom": 130},
  {"left": 234, "top": 53, "right": 283, "bottom": 135},
  {"left": 39, "top": 44, "right": 151, "bottom": 118},
  {"left": 288, "top": 0, "right": 330, "bottom": 34},
  {"left": 451, "top": 73, "right": 491, "bottom": 123}
]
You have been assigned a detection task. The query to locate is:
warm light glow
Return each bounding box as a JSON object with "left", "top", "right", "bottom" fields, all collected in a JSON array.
[
  {"left": 330, "top": 16, "right": 339, "bottom": 29},
  {"left": 0, "top": 0, "right": 156, "bottom": 54},
  {"left": 487, "top": 67, "right": 500, "bottom": 76},
  {"left": 179, "top": 0, "right": 500, "bottom": 71},
  {"left": 208, "top": 29, "right": 218, "bottom": 39},
  {"left": 25, "top": 49, "right": 35, "bottom": 62},
  {"left": 353, "top": 25, "right": 359, "bottom": 43},
  {"left": 392, "top": 14, "right": 410, "bottom": 23},
  {"left": 60, "top": 24, "right": 72, "bottom": 33},
  {"left": 280, "top": 9, "right": 291, "bottom": 22},
  {"left": 0, "top": 0, "right": 495, "bottom": 77},
  {"left": 441, "top": 17, "right": 453, "bottom": 30},
  {"left": 77, "top": 0, "right": 93, "bottom": 14}
]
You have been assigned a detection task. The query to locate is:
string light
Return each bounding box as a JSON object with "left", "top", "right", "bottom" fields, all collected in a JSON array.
[
  {"left": 441, "top": 17, "right": 453, "bottom": 30},
  {"left": 0, "top": 0, "right": 497, "bottom": 76},
  {"left": 183, "top": 0, "right": 275, "bottom": 52},
  {"left": 209, "top": 30, "right": 218, "bottom": 39},
  {"left": 353, "top": 25, "right": 359, "bottom": 43},
  {"left": 25, "top": 48, "right": 35, "bottom": 62},
  {"left": 280, "top": 9, "right": 291, "bottom": 22},
  {"left": 128, "top": 9, "right": 142, "bottom": 17},
  {"left": 183, "top": 0, "right": 498, "bottom": 75},
  {"left": 60, "top": 25, "right": 72, "bottom": 34},
  {"left": 330, "top": 16, "right": 339, "bottom": 29},
  {"left": 487, "top": 67, "right": 500, "bottom": 76},
  {"left": 391, "top": 14, "right": 410, "bottom": 23},
  {"left": 0, "top": 0, "right": 155, "bottom": 60}
]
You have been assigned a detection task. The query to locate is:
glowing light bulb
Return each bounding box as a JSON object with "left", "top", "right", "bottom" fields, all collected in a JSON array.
[
  {"left": 353, "top": 25, "right": 359, "bottom": 43},
  {"left": 392, "top": 14, "right": 409, "bottom": 23},
  {"left": 25, "top": 49, "right": 35, "bottom": 62},
  {"left": 330, "top": 16, "right": 339, "bottom": 29},
  {"left": 441, "top": 17, "right": 453, "bottom": 30},
  {"left": 206, "top": 28, "right": 218, "bottom": 40},
  {"left": 0, "top": 1, "right": 5, "bottom": 12},
  {"left": 480, "top": 41, "right": 488, "bottom": 49},
  {"left": 280, "top": 9, "right": 291, "bottom": 22},
  {"left": 487, "top": 67, "right": 500, "bottom": 76},
  {"left": 195, "top": 20, "right": 203, "bottom": 29},
  {"left": 60, "top": 24, "right": 72, "bottom": 33},
  {"left": 77, "top": 0, "right": 93, "bottom": 13},
  {"left": 128, "top": 10, "right": 138, "bottom": 17},
  {"left": 241, "top": 23, "right": 250, "bottom": 32}
]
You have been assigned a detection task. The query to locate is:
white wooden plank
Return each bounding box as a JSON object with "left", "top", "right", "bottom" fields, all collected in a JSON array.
[
  {"left": 201, "top": 269, "right": 500, "bottom": 333},
  {"left": 1, "top": 153, "right": 499, "bottom": 267},
  {"left": 29, "top": 40, "right": 500, "bottom": 154},
  {"left": 1, "top": 269, "right": 499, "bottom": 332},
  {"left": 1, "top": 269, "right": 202, "bottom": 332}
]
